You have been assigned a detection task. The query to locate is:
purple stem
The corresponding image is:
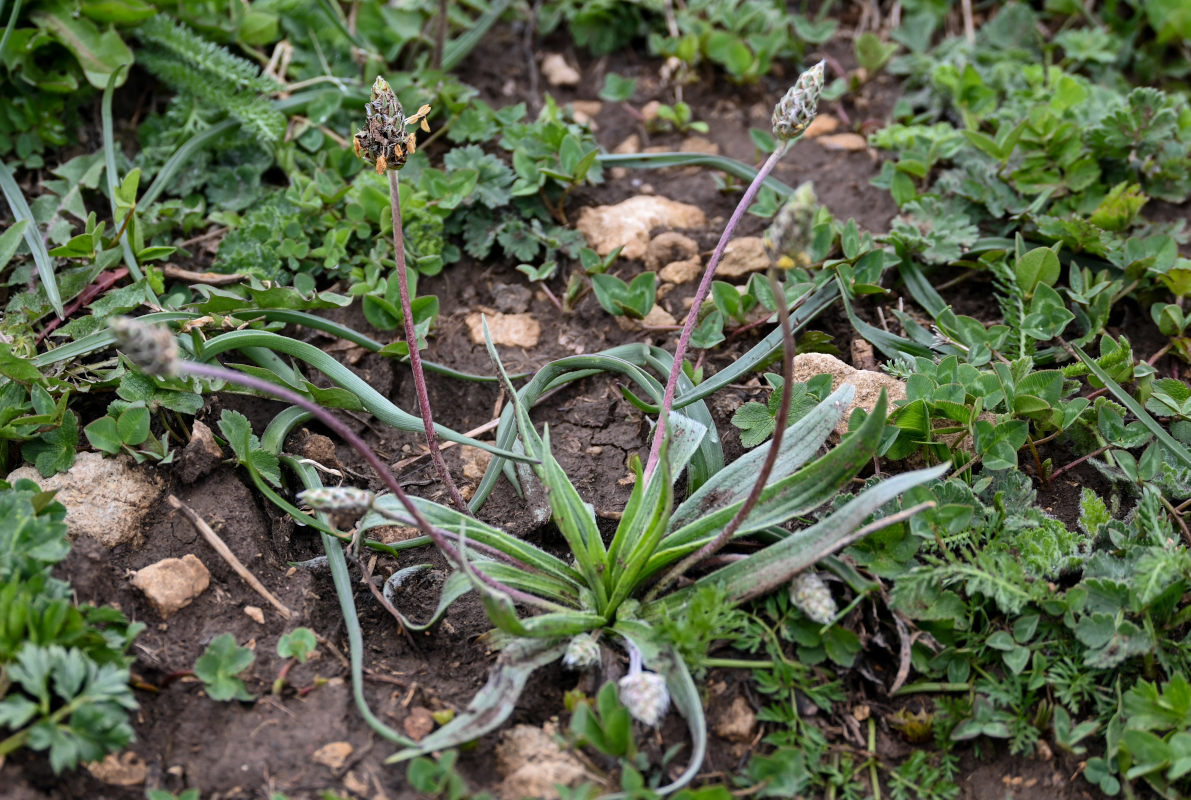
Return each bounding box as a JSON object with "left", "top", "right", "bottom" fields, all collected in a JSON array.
[
  {"left": 644, "top": 144, "right": 788, "bottom": 479},
  {"left": 388, "top": 171, "right": 471, "bottom": 515},
  {"left": 645, "top": 268, "right": 796, "bottom": 601},
  {"left": 181, "top": 360, "right": 562, "bottom": 612}
]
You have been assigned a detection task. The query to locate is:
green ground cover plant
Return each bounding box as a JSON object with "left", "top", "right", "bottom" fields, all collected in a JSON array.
[
  {"left": 3, "top": 0, "right": 1191, "bottom": 797},
  {"left": 0, "top": 479, "right": 142, "bottom": 771}
]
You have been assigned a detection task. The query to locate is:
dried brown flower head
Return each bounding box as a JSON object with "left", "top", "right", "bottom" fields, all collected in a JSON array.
[{"left": 353, "top": 76, "right": 431, "bottom": 174}]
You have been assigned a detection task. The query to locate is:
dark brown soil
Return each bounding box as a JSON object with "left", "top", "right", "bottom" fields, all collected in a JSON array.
[{"left": 7, "top": 16, "right": 1164, "bottom": 800}]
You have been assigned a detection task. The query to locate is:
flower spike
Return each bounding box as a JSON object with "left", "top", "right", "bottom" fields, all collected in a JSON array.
[
  {"left": 353, "top": 77, "right": 432, "bottom": 174},
  {"left": 298, "top": 486, "right": 376, "bottom": 514},
  {"left": 772, "top": 60, "right": 825, "bottom": 141},
  {"left": 109, "top": 316, "right": 180, "bottom": 377}
]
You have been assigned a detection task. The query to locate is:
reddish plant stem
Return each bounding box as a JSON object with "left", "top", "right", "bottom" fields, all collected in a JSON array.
[
  {"left": 181, "top": 360, "right": 561, "bottom": 612},
  {"left": 1050, "top": 443, "right": 1111, "bottom": 480},
  {"left": 644, "top": 145, "right": 788, "bottom": 479},
  {"left": 36, "top": 267, "right": 129, "bottom": 345},
  {"left": 645, "top": 268, "right": 796, "bottom": 602},
  {"left": 388, "top": 171, "right": 470, "bottom": 515}
]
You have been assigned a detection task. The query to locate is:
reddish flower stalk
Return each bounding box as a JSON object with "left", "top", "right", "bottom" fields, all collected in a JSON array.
[
  {"left": 642, "top": 145, "right": 787, "bottom": 479},
  {"left": 643, "top": 60, "right": 824, "bottom": 481},
  {"left": 388, "top": 170, "right": 470, "bottom": 514},
  {"left": 645, "top": 269, "right": 796, "bottom": 601},
  {"left": 353, "top": 75, "right": 469, "bottom": 514}
]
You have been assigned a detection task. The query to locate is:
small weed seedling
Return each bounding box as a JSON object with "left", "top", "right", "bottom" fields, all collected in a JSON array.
[
  {"left": 193, "top": 633, "right": 255, "bottom": 702},
  {"left": 273, "top": 627, "right": 319, "bottom": 695}
]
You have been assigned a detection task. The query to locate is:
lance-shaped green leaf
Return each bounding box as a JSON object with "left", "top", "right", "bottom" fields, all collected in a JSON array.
[
  {"left": 640, "top": 347, "right": 722, "bottom": 491},
  {"left": 535, "top": 427, "right": 609, "bottom": 609},
  {"left": 604, "top": 455, "right": 672, "bottom": 612},
  {"left": 652, "top": 463, "right": 949, "bottom": 613},
  {"left": 386, "top": 638, "right": 567, "bottom": 763},
  {"left": 668, "top": 385, "right": 854, "bottom": 531},
  {"left": 195, "top": 329, "right": 528, "bottom": 460},
  {"left": 364, "top": 494, "right": 583, "bottom": 589},
  {"left": 647, "top": 390, "right": 887, "bottom": 578},
  {"left": 483, "top": 319, "right": 608, "bottom": 606}
]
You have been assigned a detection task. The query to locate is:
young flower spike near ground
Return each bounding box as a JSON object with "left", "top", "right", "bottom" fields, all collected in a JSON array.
[{"left": 353, "top": 77, "right": 469, "bottom": 514}]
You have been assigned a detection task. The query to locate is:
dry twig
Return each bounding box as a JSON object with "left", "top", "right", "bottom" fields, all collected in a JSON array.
[{"left": 168, "top": 494, "right": 293, "bottom": 620}]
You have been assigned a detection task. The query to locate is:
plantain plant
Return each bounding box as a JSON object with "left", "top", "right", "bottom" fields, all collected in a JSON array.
[{"left": 305, "top": 327, "right": 945, "bottom": 790}]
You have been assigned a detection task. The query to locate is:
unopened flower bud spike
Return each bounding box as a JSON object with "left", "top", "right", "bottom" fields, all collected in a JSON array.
[
  {"left": 790, "top": 570, "right": 838, "bottom": 625},
  {"left": 563, "top": 633, "right": 601, "bottom": 671}
]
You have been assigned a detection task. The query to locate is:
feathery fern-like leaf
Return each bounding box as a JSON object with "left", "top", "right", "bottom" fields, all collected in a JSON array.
[{"left": 133, "top": 17, "right": 284, "bottom": 144}]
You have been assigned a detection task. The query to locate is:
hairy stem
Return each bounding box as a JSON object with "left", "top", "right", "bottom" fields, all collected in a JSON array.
[
  {"left": 181, "top": 360, "right": 555, "bottom": 611},
  {"left": 388, "top": 171, "right": 471, "bottom": 515},
  {"left": 645, "top": 266, "right": 796, "bottom": 601},
  {"left": 644, "top": 143, "right": 789, "bottom": 478}
]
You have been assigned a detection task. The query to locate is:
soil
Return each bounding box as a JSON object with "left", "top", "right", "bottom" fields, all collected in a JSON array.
[{"left": 5, "top": 14, "right": 1185, "bottom": 800}]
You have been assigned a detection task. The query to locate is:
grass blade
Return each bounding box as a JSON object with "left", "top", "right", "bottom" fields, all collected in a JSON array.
[
  {"left": 101, "top": 69, "right": 152, "bottom": 289},
  {"left": 0, "top": 160, "right": 63, "bottom": 317},
  {"left": 1072, "top": 343, "right": 1191, "bottom": 470},
  {"left": 441, "top": 0, "right": 510, "bottom": 71}
]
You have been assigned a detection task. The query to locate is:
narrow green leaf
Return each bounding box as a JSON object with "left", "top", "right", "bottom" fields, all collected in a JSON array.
[{"left": 0, "top": 161, "right": 63, "bottom": 317}]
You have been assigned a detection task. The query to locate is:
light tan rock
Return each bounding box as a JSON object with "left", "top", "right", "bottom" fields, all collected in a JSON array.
[
  {"left": 817, "top": 132, "right": 868, "bottom": 151},
  {"left": 645, "top": 231, "right": 699, "bottom": 270},
  {"left": 610, "top": 134, "right": 642, "bottom": 179},
  {"left": 342, "top": 771, "right": 370, "bottom": 798},
  {"left": 312, "top": 741, "right": 353, "bottom": 770},
  {"left": 714, "top": 696, "right": 757, "bottom": 743},
  {"left": 660, "top": 257, "right": 702, "bottom": 284},
  {"left": 803, "top": 114, "right": 841, "bottom": 138},
  {"left": 460, "top": 446, "right": 493, "bottom": 482},
  {"left": 541, "top": 53, "right": 580, "bottom": 86},
  {"left": 613, "top": 134, "right": 640, "bottom": 155},
  {"left": 641, "top": 100, "right": 661, "bottom": 123},
  {"left": 130, "top": 554, "right": 210, "bottom": 618},
  {"left": 177, "top": 419, "right": 223, "bottom": 483},
  {"left": 403, "top": 706, "right": 436, "bottom": 741},
  {"left": 570, "top": 100, "right": 602, "bottom": 127},
  {"left": 716, "top": 236, "right": 769, "bottom": 278},
  {"left": 85, "top": 751, "right": 148, "bottom": 786},
  {"left": 6, "top": 452, "right": 161, "bottom": 548},
  {"left": 244, "top": 605, "right": 265, "bottom": 624},
  {"left": 616, "top": 304, "right": 678, "bottom": 331},
  {"left": 790, "top": 353, "right": 906, "bottom": 435},
  {"left": 680, "top": 136, "right": 720, "bottom": 155},
  {"left": 464, "top": 312, "right": 541, "bottom": 349},
  {"left": 496, "top": 723, "right": 598, "bottom": 800},
  {"left": 575, "top": 196, "right": 706, "bottom": 259}
]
